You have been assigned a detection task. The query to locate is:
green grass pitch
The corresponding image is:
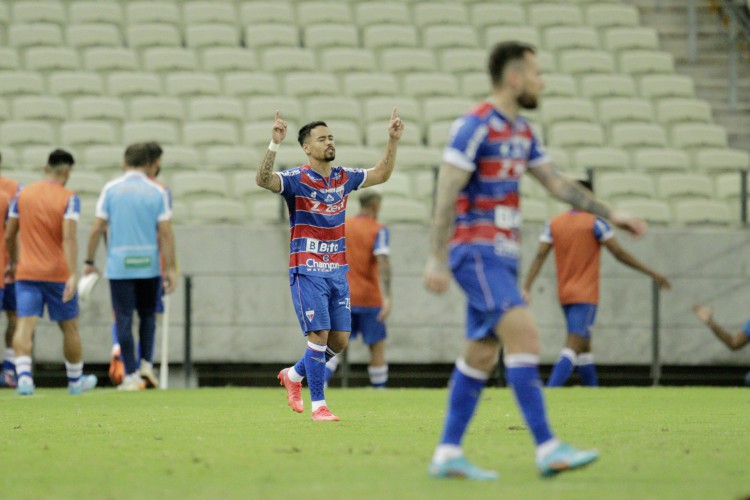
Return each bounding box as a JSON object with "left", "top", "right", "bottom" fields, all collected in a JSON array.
[{"left": 1, "top": 387, "right": 748, "bottom": 499}]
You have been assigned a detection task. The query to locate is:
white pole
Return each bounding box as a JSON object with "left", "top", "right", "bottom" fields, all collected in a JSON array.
[{"left": 159, "top": 295, "right": 170, "bottom": 389}]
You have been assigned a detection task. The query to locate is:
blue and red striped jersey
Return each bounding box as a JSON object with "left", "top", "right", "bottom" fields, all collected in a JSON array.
[
  {"left": 275, "top": 164, "right": 367, "bottom": 277},
  {"left": 443, "top": 101, "right": 549, "bottom": 261}
]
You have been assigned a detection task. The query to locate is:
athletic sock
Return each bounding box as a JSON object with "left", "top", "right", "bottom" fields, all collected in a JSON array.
[
  {"left": 505, "top": 353, "right": 555, "bottom": 446},
  {"left": 324, "top": 353, "right": 340, "bottom": 383},
  {"left": 15, "top": 355, "right": 32, "bottom": 384},
  {"left": 110, "top": 322, "right": 118, "bottom": 349},
  {"left": 368, "top": 364, "right": 388, "bottom": 388},
  {"left": 286, "top": 364, "right": 305, "bottom": 382},
  {"left": 547, "top": 348, "right": 577, "bottom": 387},
  {"left": 577, "top": 353, "right": 599, "bottom": 387},
  {"left": 304, "top": 341, "right": 327, "bottom": 406},
  {"left": 3, "top": 348, "right": 15, "bottom": 372},
  {"left": 65, "top": 361, "right": 83, "bottom": 384},
  {"left": 437, "top": 358, "right": 489, "bottom": 450}
]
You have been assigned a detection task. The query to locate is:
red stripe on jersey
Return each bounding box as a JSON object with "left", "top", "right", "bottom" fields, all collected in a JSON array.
[
  {"left": 469, "top": 102, "right": 494, "bottom": 119},
  {"left": 456, "top": 193, "right": 520, "bottom": 215},
  {"left": 290, "top": 250, "right": 347, "bottom": 269},
  {"left": 452, "top": 224, "right": 513, "bottom": 244},
  {"left": 291, "top": 223, "right": 346, "bottom": 241},
  {"left": 295, "top": 197, "right": 346, "bottom": 216},
  {"left": 478, "top": 159, "right": 525, "bottom": 179}
]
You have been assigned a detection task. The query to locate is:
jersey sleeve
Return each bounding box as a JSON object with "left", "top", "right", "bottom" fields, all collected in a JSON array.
[
  {"left": 8, "top": 191, "right": 19, "bottom": 219},
  {"left": 443, "top": 115, "right": 488, "bottom": 172},
  {"left": 539, "top": 221, "right": 553, "bottom": 243},
  {"left": 343, "top": 167, "right": 368, "bottom": 193},
  {"left": 275, "top": 168, "right": 302, "bottom": 201},
  {"left": 95, "top": 188, "right": 109, "bottom": 220},
  {"left": 593, "top": 217, "right": 614, "bottom": 242},
  {"left": 64, "top": 194, "right": 81, "bottom": 221},
  {"left": 373, "top": 225, "right": 390, "bottom": 256},
  {"left": 527, "top": 125, "right": 551, "bottom": 169},
  {"left": 157, "top": 187, "right": 171, "bottom": 222},
  {"left": 742, "top": 318, "right": 750, "bottom": 338}
]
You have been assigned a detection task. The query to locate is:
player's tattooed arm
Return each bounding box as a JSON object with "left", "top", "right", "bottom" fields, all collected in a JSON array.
[
  {"left": 528, "top": 163, "right": 611, "bottom": 219},
  {"left": 424, "top": 164, "right": 472, "bottom": 293},
  {"left": 256, "top": 149, "right": 281, "bottom": 193}
]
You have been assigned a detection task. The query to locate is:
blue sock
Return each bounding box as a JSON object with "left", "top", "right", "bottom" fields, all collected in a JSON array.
[
  {"left": 547, "top": 348, "right": 577, "bottom": 387},
  {"left": 293, "top": 356, "right": 306, "bottom": 378},
  {"left": 110, "top": 322, "right": 118, "bottom": 346},
  {"left": 304, "top": 341, "right": 327, "bottom": 403},
  {"left": 577, "top": 353, "right": 599, "bottom": 387},
  {"left": 505, "top": 354, "right": 554, "bottom": 446},
  {"left": 439, "top": 359, "right": 488, "bottom": 446}
]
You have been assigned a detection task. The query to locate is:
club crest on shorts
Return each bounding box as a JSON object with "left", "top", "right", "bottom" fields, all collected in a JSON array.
[{"left": 305, "top": 309, "right": 315, "bottom": 322}]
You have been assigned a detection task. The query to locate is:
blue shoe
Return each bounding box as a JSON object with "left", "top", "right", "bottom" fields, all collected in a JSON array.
[
  {"left": 537, "top": 442, "right": 599, "bottom": 478},
  {"left": 17, "top": 377, "right": 35, "bottom": 396},
  {"left": 428, "top": 457, "right": 499, "bottom": 481},
  {"left": 68, "top": 374, "right": 98, "bottom": 395}
]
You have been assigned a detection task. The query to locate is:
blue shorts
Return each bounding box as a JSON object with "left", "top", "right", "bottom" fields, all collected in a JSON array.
[
  {"left": 16, "top": 280, "right": 78, "bottom": 321},
  {"left": 155, "top": 276, "right": 164, "bottom": 314},
  {"left": 2, "top": 282, "right": 15, "bottom": 311},
  {"left": 451, "top": 246, "right": 525, "bottom": 341},
  {"left": 562, "top": 303, "right": 598, "bottom": 338},
  {"left": 350, "top": 306, "right": 387, "bottom": 345},
  {"left": 291, "top": 273, "right": 351, "bottom": 335}
]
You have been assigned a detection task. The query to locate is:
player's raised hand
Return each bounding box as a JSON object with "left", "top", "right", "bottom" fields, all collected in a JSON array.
[
  {"left": 388, "top": 107, "right": 404, "bottom": 140},
  {"left": 610, "top": 210, "right": 647, "bottom": 238},
  {"left": 271, "top": 111, "right": 287, "bottom": 145},
  {"left": 423, "top": 256, "right": 451, "bottom": 294},
  {"left": 692, "top": 304, "right": 713, "bottom": 324}
]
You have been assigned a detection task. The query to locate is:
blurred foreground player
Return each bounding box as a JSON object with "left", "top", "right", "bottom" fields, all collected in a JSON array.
[
  {"left": 255, "top": 110, "right": 403, "bottom": 421},
  {"left": 423, "top": 42, "right": 646, "bottom": 479}
]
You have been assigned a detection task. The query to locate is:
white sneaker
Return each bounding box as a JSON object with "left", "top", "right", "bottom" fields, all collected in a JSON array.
[
  {"left": 117, "top": 373, "right": 145, "bottom": 391},
  {"left": 139, "top": 361, "right": 158, "bottom": 389}
]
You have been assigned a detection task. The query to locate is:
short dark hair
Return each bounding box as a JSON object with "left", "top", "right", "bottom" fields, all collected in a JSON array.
[
  {"left": 298, "top": 121, "right": 328, "bottom": 146},
  {"left": 48, "top": 149, "right": 75, "bottom": 168},
  {"left": 488, "top": 41, "right": 536, "bottom": 87},
  {"left": 124, "top": 143, "right": 151, "bottom": 168},
  {"left": 144, "top": 141, "right": 163, "bottom": 165},
  {"left": 359, "top": 190, "right": 382, "bottom": 208},
  {"left": 577, "top": 179, "right": 594, "bottom": 193}
]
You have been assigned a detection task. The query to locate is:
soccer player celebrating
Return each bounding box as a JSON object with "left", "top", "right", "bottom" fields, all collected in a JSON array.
[
  {"left": 85, "top": 144, "right": 177, "bottom": 391},
  {"left": 5, "top": 149, "right": 97, "bottom": 396},
  {"left": 256, "top": 109, "right": 403, "bottom": 421},
  {"left": 325, "top": 191, "right": 392, "bottom": 388},
  {"left": 523, "top": 179, "right": 671, "bottom": 387},
  {"left": 0, "top": 152, "right": 21, "bottom": 387},
  {"left": 423, "top": 41, "right": 646, "bottom": 479}
]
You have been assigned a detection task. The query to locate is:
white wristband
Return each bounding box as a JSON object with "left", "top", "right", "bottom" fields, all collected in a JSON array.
[{"left": 268, "top": 141, "right": 280, "bottom": 152}]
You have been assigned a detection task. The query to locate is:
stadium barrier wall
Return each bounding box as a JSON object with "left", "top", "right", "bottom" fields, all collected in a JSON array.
[{"left": 26, "top": 224, "right": 750, "bottom": 369}]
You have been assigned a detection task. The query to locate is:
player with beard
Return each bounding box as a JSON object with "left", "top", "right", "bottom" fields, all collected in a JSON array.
[
  {"left": 256, "top": 110, "right": 403, "bottom": 421},
  {"left": 423, "top": 41, "right": 647, "bottom": 479}
]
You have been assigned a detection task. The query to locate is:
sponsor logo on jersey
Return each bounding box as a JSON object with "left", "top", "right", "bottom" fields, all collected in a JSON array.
[{"left": 305, "top": 238, "right": 340, "bottom": 253}]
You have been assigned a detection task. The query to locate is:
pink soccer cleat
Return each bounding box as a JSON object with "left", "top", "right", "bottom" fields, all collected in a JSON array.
[
  {"left": 311, "top": 406, "right": 340, "bottom": 422},
  {"left": 277, "top": 368, "right": 303, "bottom": 413}
]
